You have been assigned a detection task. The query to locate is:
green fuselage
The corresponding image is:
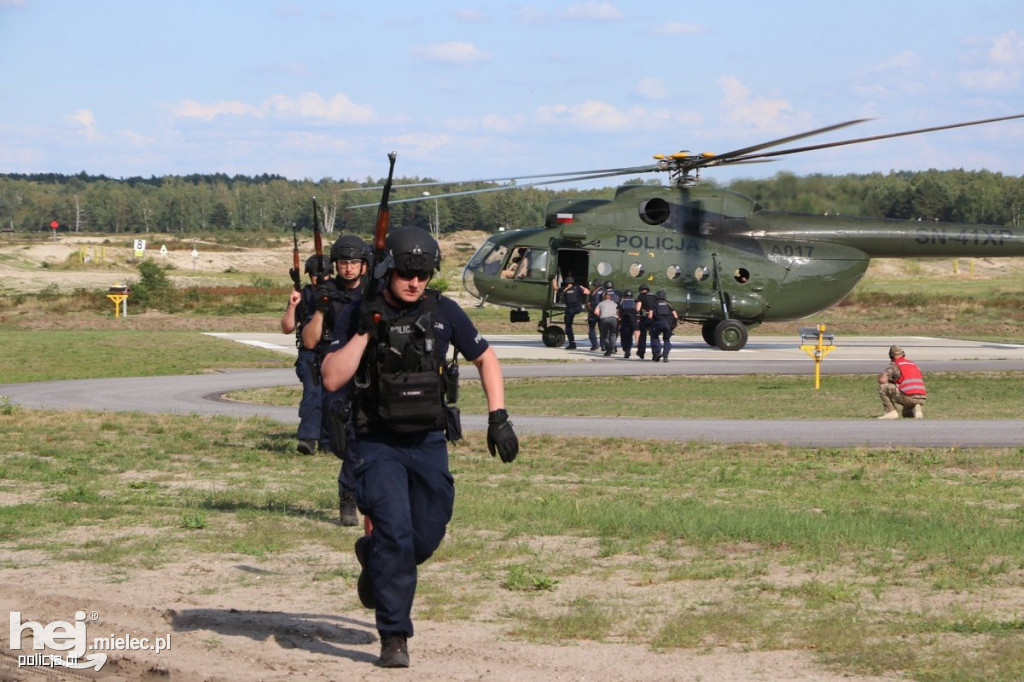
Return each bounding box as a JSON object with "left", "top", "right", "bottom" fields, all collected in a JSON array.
[{"left": 463, "top": 184, "right": 1024, "bottom": 325}]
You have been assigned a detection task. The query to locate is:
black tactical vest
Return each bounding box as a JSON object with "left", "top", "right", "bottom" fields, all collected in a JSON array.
[
  {"left": 619, "top": 297, "right": 637, "bottom": 322},
  {"left": 354, "top": 291, "right": 447, "bottom": 434},
  {"left": 562, "top": 285, "right": 581, "bottom": 307},
  {"left": 317, "top": 278, "right": 362, "bottom": 355}
]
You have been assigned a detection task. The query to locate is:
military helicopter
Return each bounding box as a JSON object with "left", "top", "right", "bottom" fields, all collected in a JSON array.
[{"left": 363, "top": 114, "right": 1024, "bottom": 350}]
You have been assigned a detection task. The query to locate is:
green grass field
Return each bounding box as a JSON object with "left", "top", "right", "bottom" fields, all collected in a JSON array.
[{"left": 1, "top": 256, "right": 1023, "bottom": 680}]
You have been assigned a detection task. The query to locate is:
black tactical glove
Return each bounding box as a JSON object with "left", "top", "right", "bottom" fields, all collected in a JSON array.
[
  {"left": 487, "top": 409, "right": 518, "bottom": 463},
  {"left": 358, "top": 298, "right": 386, "bottom": 337},
  {"left": 314, "top": 283, "right": 334, "bottom": 313}
]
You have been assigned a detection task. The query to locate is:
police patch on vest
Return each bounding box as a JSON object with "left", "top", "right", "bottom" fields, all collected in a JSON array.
[{"left": 376, "top": 370, "right": 445, "bottom": 432}]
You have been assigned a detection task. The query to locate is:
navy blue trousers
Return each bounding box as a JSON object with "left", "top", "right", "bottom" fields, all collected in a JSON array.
[
  {"left": 650, "top": 320, "right": 673, "bottom": 359},
  {"left": 294, "top": 348, "right": 322, "bottom": 441},
  {"left": 352, "top": 430, "right": 455, "bottom": 638}
]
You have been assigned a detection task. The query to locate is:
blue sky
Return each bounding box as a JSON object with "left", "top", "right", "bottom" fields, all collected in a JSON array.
[{"left": 2, "top": 0, "right": 1023, "bottom": 188}]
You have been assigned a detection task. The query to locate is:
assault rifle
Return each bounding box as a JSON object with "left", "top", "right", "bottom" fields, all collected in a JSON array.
[
  {"left": 361, "top": 151, "right": 398, "bottom": 338},
  {"left": 312, "top": 197, "right": 325, "bottom": 283},
  {"left": 289, "top": 222, "right": 302, "bottom": 292}
]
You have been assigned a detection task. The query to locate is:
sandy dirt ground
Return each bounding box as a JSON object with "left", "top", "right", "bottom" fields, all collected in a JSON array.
[{"left": 0, "top": 535, "right": 903, "bottom": 682}]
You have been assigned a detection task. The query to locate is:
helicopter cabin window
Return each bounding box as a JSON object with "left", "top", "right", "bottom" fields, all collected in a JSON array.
[
  {"left": 693, "top": 266, "right": 710, "bottom": 282},
  {"left": 629, "top": 262, "right": 645, "bottom": 278},
  {"left": 667, "top": 265, "right": 683, "bottom": 280},
  {"left": 596, "top": 260, "right": 613, "bottom": 277},
  {"left": 734, "top": 268, "right": 750, "bottom": 284},
  {"left": 500, "top": 247, "right": 547, "bottom": 281}
]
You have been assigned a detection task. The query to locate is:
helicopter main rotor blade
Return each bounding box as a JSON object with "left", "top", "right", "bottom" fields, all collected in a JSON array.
[
  {"left": 683, "top": 118, "right": 871, "bottom": 169},
  {"left": 338, "top": 165, "right": 662, "bottom": 192},
  {"left": 344, "top": 166, "right": 660, "bottom": 209},
  {"left": 723, "top": 112, "right": 1024, "bottom": 165}
]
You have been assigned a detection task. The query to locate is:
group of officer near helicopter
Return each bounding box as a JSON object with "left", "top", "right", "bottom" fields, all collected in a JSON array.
[{"left": 555, "top": 277, "right": 680, "bottom": 362}]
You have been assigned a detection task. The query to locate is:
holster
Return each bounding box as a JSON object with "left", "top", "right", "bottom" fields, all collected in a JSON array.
[
  {"left": 327, "top": 397, "right": 351, "bottom": 459},
  {"left": 445, "top": 405, "right": 463, "bottom": 443}
]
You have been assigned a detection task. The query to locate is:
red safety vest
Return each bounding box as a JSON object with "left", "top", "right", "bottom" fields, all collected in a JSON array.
[{"left": 894, "top": 358, "right": 927, "bottom": 396}]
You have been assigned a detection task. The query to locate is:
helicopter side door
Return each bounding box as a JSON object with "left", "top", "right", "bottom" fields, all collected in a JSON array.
[{"left": 553, "top": 249, "right": 590, "bottom": 304}]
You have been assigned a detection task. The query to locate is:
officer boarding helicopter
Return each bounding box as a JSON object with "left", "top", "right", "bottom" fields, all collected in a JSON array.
[{"left": 368, "top": 114, "right": 1024, "bottom": 350}]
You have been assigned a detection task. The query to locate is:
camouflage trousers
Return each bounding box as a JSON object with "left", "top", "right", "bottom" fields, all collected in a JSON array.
[{"left": 879, "top": 384, "right": 926, "bottom": 417}]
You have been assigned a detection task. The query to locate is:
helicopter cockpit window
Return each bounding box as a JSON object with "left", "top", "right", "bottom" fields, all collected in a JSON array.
[
  {"left": 596, "top": 260, "right": 613, "bottom": 277},
  {"left": 693, "top": 266, "right": 710, "bottom": 282},
  {"left": 628, "top": 262, "right": 645, "bottom": 278},
  {"left": 667, "top": 265, "right": 683, "bottom": 280},
  {"left": 474, "top": 244, "right": 508, "bottom": 276}
]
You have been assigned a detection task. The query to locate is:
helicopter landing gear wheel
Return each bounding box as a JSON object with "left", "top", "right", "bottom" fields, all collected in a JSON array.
[
  {"left": 701, "top": 320, "right": 719, "bottom": 347},
  {"left": 713, "top": 319, "right": 748, "bottom": 351},
  {"left": 541, "top": 325, "right": 566, "bottom": 348}
]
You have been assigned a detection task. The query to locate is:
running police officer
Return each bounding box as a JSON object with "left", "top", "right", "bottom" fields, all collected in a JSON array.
[
  {"left": 635, "top": 284, "right": 656, "bottom": 360},
  {"left": 648, "top": 290, "right": 678, "bottom": 362},
  {"left": 320, "top": 226, "right": 518, "bottom": 669},
  {"left": 618, "top": 289, "right": 638, "bottom": 359},
  {"left": 281, "top": 254, "right": 332, "bottom": 455},
  {"left": 301, "top": 234, "right": 368, "bottom": 526},
  {"left": 555, "top": 276, "right": 589, "bottom": 350}
]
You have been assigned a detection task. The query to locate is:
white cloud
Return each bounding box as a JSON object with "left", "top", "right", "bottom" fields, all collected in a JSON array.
[
  {"left": 561, "top": 2, "right": 623, "bottom": 21},
  {"left": 958, "top": 69, "right": 1020, "bottom": 91},
  {"left": 65, "top": 109, "right": 98, "bottom": 139},
  {"left": 382, "top": 132, "right": 453, "bottom": 158},
  {"left": 173, "top": 99, "right": 263, "bottom": 121},
  {"left": 517, "top": 2, "right": 623, "bottom": 24},
  {"left": 717, "top": 76, "right": 808, "bottom": 135},
  {"left": 635, "top": 77, "right": 667, "bottom": 100},
  {"left": 409, "top": 41, "right": 490, "bottom": 64},
  {"left": 649, "top": 22, "right": 706, "bottom": 36},
  {"left": 454, "top": 8, "right": 489, "bottom": 23},
  {"left": 263, "top": 92, "right": 375, "bottom": 123},
  {"left": 989, "top": 30, "right": 1024, "bottom": 65},
  {"left": 171, "top": 93, "right": 374, "bottom": 124},
  {"left": 534, "top": 99, "right": 674, "bottom": 132}
]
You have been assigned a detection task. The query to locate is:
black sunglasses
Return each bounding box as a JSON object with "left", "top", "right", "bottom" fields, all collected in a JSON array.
[{"left": 395, "top": 269, "right": 432, "bottom": 281}]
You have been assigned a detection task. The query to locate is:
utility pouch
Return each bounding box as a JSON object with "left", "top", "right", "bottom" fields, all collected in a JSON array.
[
  {"left": 445, "top": 405, "right": 463, "bottom": 443},
  {"left": 377, "top": 371, "right": 445, "bottom": 432}
]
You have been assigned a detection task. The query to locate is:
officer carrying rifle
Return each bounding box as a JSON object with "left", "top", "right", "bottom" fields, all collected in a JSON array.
[{"left": 320, "top": 154, "right": 518, "bottom": 669}]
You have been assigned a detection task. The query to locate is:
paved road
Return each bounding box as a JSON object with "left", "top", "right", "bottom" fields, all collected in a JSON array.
[{"left": 3, "top": 334, "right": 1023, "bottom": 447}]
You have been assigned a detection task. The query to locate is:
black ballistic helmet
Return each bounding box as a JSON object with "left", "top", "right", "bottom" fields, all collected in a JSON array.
[
  {"left": 656, "top": 289, "right": 667, "bottom": 300},
  {"left": 304, "top": 254, "right": 332, "bottom": 275},
  {"left": 604, "top": 280, "right": 614, "bottom": 289},
  {"left": 639, "top": 284, "right": 650, "bottom": 292},
  {"left": 623, "top": 290, "right": 633, "bottom": 298},
  {"left": 564, "top": 276, "right": 575, "bottom": 284},
  {"left": 386, "top": 226, "right": 441, "bottom": 273},
  {"left": 330, "top": 234, "right": 368, "bottom": 262}
]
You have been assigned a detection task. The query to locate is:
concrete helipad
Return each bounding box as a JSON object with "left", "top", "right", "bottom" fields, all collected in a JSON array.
[{"left": 206, "top": 332, "right": 1024, "bottom": 374}]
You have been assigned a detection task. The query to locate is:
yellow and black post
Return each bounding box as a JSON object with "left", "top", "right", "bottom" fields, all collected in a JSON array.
[{"left": 798, "top": 323, "right": 836, "bottom": 389}]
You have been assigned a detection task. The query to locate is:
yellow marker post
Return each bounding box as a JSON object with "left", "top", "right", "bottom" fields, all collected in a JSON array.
[
  {"left": 798, "top": 324, "right": 837, "bottom": 389},
  {"left": 106, "top": 284, "right": 130, "bottom": 318}
]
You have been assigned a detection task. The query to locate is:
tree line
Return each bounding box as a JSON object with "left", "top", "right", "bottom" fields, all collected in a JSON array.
[{"left": 1, "top": 168, "right": 1021, "bottom": 236}]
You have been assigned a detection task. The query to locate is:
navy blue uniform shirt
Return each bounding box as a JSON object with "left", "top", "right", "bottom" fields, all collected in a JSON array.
[{"left": 328, "top": 293, "right": 490, "bottom": 362}]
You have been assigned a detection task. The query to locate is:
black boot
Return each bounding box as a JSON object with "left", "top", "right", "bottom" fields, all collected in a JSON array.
[{"left": 340, "top": 493, "right": 359, "bottom": 527}]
